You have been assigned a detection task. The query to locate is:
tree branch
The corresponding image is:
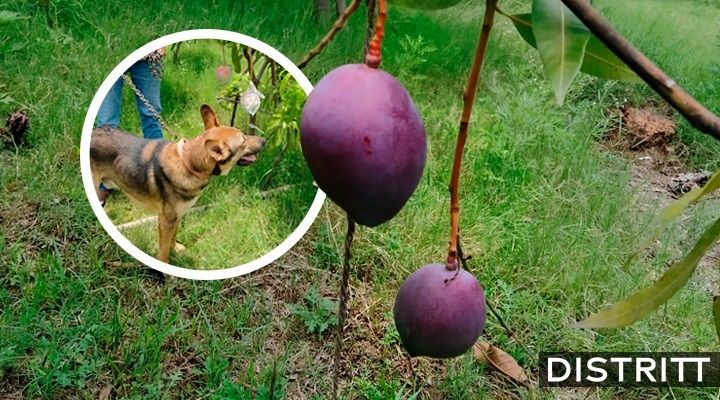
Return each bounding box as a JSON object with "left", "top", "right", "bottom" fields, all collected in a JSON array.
[
  {"left": 447, "top": 0, "right": 498, "bottom": 269},
  {"left": 559, "top": 0, "right": 720, "bottom": 141},
  {"left": 253, "top": 57, "right": 272, "bottom": 86},
  {"left": 297, "top": 0, "right": 363, "bottom": 70}
]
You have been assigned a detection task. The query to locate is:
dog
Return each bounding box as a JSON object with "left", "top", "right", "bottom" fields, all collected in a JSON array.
[{"left": 90, "top": 104, "right": 266, "bottom": 263}]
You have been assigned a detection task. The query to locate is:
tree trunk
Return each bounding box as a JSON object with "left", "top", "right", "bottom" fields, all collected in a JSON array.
[
  {"left": 336, "top": 0, "right": 346, "bottom": 16},
  {"left": 313, "top": 0, "right": 331, "bottom": 22}
]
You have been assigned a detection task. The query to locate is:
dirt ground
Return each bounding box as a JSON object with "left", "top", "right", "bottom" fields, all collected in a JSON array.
[{"left": 605, "top": 105, "right": 719, "bottom": 297}]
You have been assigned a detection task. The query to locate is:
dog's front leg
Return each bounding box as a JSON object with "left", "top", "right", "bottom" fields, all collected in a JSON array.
[
  {"left": 171, "top": 224, "right": 186, "bottom": 253},
  {"left": 157, "top": 211, "right": 180, "bottom": 263}
]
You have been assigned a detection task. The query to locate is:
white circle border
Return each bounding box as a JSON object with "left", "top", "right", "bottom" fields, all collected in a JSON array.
[{"left": 80, "top": 29, "right": 325, "bottom": 280}]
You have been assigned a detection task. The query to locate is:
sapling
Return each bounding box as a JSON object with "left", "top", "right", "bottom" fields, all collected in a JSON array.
[
  {"left": 299, "top": 0, "right": 427, "bottom": 396},
  {"left": 393, "top": 0, "right": 497, "bottom": 360}
]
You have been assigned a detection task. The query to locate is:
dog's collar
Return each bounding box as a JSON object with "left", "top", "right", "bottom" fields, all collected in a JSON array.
[{"left": 178, "top": 139, "right": 207, "bottom": 179}]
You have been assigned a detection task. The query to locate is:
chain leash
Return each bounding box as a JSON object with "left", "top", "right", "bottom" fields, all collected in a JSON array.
[{"left": 121, "top": 74, "right": 179, "bottom": 140}]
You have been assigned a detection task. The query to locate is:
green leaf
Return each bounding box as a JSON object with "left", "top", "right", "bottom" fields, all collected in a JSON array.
[
  {"left": 531, "top": 0, "right": 590, "bottom": 105},
  {"left": 636, "top": 172, "right": 720, "bottom": 252},
  {"left": 582, "top": 36, "right": 641, "bottom": 83},
  {"left": 509, "top": 13, "right": 640, "bottom": 83},
  {"left": 714, "top": 296, "right": 720, "bottom": 344},
  {"left": 508, "top": 13, "right": 536, "bottom": 48},
  {"left": 574, "top": 215, "right": 720, "bottom": 329}
]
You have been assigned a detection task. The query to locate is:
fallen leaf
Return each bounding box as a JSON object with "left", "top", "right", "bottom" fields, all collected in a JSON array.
[
  {"left": 473, "top": 341, "right": 528, "bottom": 382},
  {"left": 99, "top": 385, "right": 112, "bottom": 400}
]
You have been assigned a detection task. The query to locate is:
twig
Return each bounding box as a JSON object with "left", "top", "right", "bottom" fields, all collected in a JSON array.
[
  {"left": 333, "top": 215, "right": 355, "bottom": 400},
  {"left": 216, "top": 96, "right": 242, "bottom": 103},
  {"left": 447, "top": 0, "right": 497, "bottom": 269},
  {"left": 248, "top": 115, "right": 257, "bottom": 135},
  {"left": 244, "top": 48, "right": 257, "bottom": 135},
  {"left": 230, "top": 93, "right": 240, "bottom": 127},
  {"left": 116, "top": 215, "right": 158, "bottom": 231},
  {"left": 243, "top": 47, "right": 255, "bottom": 74},
  {"left": 297, "top": 0, "right": 363, "bottom": 70},
  {"left": 253, "top": 57, "right": 272, "bottom": 86},
  {"left": 243, "top": 52, "right": 264, "bottom": 75},
  {"left": 559, "top": 0, "right": 720, "bottom": 141},
  {"left": 116, "top": 204, "right": 211, "bottom": 230}
]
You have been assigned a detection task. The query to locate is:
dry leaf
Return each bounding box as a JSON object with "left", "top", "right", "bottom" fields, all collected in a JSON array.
[
  {"left": 473, "top": 341, "right": 528, "bottom": 382},
  {"left": 99, "top": 385, "right": 112, "bottom": 400}
]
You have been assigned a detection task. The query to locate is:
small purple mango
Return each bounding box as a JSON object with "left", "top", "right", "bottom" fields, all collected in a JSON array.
[{"left": 394, "top": 263, "right": 486, "bottom": 358}]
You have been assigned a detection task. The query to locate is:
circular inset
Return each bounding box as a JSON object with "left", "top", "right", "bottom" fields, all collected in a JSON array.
[{"left": 80, "top": 29, "right": 325, "bottom": 280}]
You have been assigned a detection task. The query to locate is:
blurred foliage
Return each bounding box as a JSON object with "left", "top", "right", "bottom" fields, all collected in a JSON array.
[
  {"left": 265, "top": 72, "right": 305, "bottom": 151},
  {"left": 216, "top": 42, "right": 304, "bottom": 152}
]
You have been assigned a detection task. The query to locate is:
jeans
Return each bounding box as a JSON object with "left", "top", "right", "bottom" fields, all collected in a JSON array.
[{"left": 96, "top": 59, "right": 164, "bottom": 139}]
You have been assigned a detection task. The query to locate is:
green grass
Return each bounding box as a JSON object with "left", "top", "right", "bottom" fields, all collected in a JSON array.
[
  {"left": 100, "top": 40, "right": 315, "bottom": 269},
  {"left": 1, "top": 0, "right": 719, "bottom": 398}
]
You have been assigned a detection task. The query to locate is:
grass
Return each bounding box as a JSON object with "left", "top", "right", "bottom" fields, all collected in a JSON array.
[
  {"left": 0, "top": 0, "right": 719, "bottom": 398},
  {"left": 99, "top": 40, "right": 315, "bottom": 269}
]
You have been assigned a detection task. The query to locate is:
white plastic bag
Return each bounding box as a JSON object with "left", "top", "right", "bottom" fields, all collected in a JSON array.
[{"left": 240, "top": 81, "right": 265, "bottom": 116}]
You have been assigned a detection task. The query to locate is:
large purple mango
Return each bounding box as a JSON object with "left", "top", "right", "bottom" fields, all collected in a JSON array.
[{"left": 300, "top": 64, "right": 426, "bottom": 227}]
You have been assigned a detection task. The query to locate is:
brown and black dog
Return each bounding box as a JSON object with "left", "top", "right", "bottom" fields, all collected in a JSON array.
[{"left": 90, "top": 104, "right": 265, "bottom": 263}]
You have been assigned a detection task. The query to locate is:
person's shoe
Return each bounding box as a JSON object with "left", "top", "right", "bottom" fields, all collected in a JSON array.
[{"left": 98, "top": 185, "right": 111, "bottom": 207}]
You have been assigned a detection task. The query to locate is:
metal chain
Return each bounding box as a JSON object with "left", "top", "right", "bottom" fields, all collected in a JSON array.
[{"left": 121, "top": 74, "right": 179, "bottom": 140}]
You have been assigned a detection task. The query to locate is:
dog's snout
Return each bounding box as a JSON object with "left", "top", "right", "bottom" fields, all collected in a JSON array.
[{"left": 258, "top": 137, "right": 266, "bottom": 148}]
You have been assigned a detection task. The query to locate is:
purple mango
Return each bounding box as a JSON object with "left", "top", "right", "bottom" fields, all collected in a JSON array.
[
  {"left": 300, "top": 64, "right": 426, "bottom": 227},
  {"left": 215, "top": 65, "right": 232, "bottom": 84},
  {"left": 394, "top": 263, "right": 486, "bottom": 358}
]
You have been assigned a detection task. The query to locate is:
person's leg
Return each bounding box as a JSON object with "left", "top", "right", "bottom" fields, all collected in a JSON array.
[
  {"left": 96, "top": 77, "right": 123, "bottom": 128},
  {"left": 128, "top": 60, "right": 164, "bottom": 139},
  {"left": 95, "top": 78, "right": 124, "bottom": 200}
]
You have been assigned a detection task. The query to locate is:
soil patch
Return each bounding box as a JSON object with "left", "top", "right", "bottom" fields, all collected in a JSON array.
[
  {"left": 605, "top": 105, "right": 713, "bottom": 200},
  {"left": 604, "top": 104, "right": 719, "bottom": 296}
]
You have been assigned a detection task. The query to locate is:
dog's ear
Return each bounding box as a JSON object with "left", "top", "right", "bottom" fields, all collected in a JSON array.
[
  {"left": 205, "top": 139, "right": 231, "bottom": 163},
  {"left": 200, "top": 104, "right": 219, "bottom": 130}
]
